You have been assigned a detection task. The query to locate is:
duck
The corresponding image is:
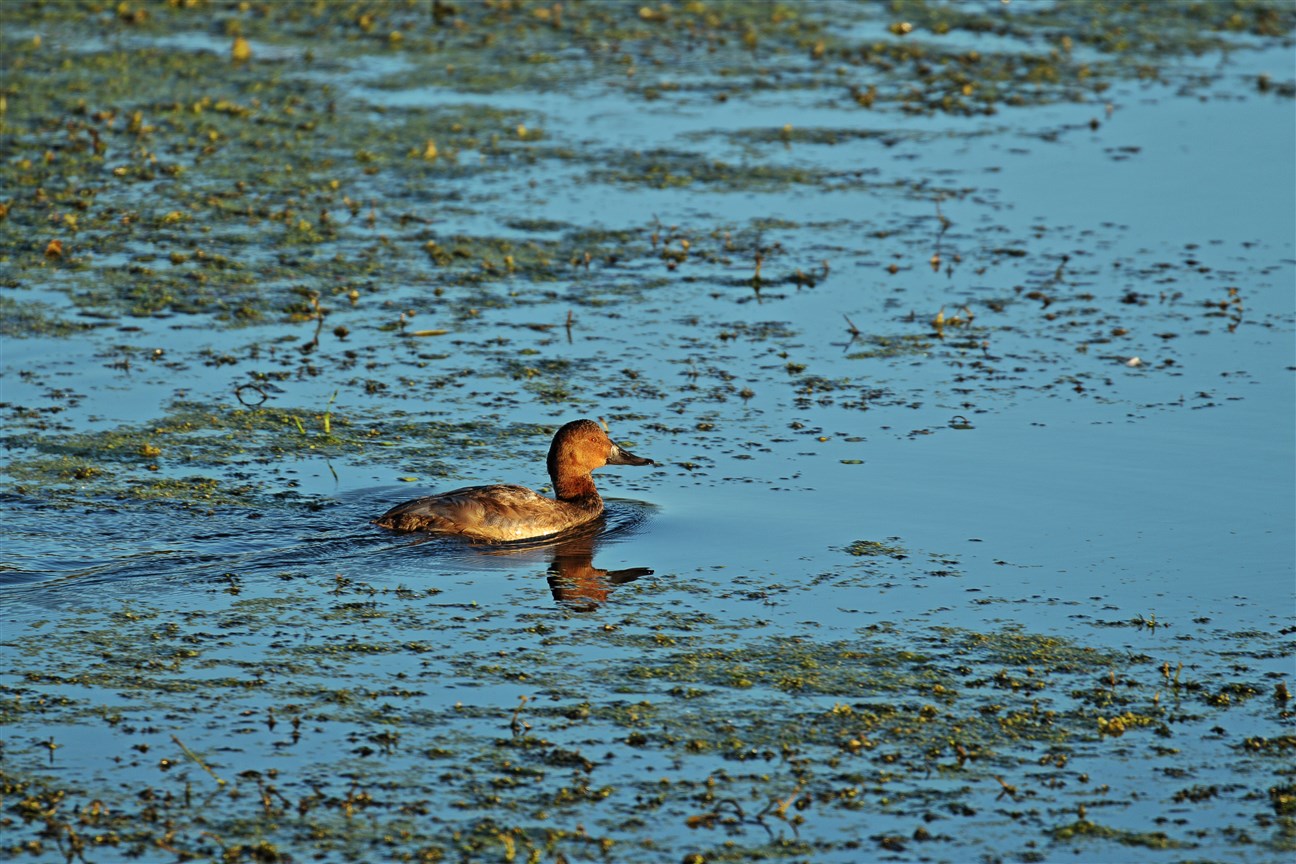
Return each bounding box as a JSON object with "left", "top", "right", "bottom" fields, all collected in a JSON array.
[{"left": 374, "top": 419, "right": 655, "bottom": 542}]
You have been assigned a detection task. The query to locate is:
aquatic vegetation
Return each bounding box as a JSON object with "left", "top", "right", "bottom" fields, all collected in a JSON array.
[
  {"left": 1, "top": 1, "right": 1292, "bottom": 861},
  {"left": 2, "top": 401, "right": 547, "bottom": 504},
  {"left": 842, "top": 538, "right": 908, "bottom": 558},
  {"left": 2, "top": 566, "right": 1289, "bottom": 861},
  {"left": 0, "top": 297, "right": 92, "bottom": 337}
]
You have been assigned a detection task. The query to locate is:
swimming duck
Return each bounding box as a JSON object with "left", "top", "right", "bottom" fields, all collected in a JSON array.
[{"left": 374, "top": 419, "right": 654, "bottom": 542}]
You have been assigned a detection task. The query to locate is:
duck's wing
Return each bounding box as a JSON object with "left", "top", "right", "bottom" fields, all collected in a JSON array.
[{"left": 374, "top": 485, "right": 564, "bottom": 541}]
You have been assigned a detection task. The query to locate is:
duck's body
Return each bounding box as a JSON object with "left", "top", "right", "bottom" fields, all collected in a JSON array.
[
  {"left": 374, "top": 419, "right": 653, "bottom": 542},
  {"left": 374, "top": 483, "right": 604, "bottom": 542}
]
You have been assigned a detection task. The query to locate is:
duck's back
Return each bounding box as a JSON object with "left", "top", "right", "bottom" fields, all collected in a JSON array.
[{"left": 374, "top": 484, "right": 599, "bottom": 542}]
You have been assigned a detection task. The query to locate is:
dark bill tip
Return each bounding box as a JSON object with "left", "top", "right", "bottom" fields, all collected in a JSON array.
[{"left": 607, "top": 443, "right": 655, "bottom": 467}]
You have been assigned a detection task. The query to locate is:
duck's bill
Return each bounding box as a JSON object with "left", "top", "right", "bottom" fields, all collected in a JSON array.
[{"left": 607, "top": 443, "right": 656, "bottom": 467}]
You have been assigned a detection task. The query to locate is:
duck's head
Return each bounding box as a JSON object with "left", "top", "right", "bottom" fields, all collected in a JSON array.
[{"left": 547, "top": 419, "right": 654, "bottom": 486}]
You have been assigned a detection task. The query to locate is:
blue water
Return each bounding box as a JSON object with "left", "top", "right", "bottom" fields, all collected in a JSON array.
[{"left": 2, "top": 8, "right": 1293, "bottom": 862}]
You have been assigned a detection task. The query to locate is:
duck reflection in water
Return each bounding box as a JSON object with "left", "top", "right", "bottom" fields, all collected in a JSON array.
[
  {"left": 547, "top": 524, "right": 652, "bottom": 611},
  {"left": 478, "top": 517, "right": 653, "bottom": 611}
]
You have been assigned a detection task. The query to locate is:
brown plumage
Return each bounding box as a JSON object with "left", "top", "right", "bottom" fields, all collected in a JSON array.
[{"left": 374, "top": 419, "right": 654, "bottom": 542}]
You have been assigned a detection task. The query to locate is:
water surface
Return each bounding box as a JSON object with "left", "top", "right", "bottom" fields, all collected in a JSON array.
[{"left": 2, "top": 3, "right": 1294, "bottom": 862}]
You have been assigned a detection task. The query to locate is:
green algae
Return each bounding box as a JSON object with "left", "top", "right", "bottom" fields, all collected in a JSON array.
[
  {"left": 3, "top": 0, "right": 1287, "bottom": 329},
  {"left": 590, "top": 149, "right": 838, "bottom": 192},
  {"left": 0, "top": 297, "right": 93, "bottom": 337},
  {"left": 4, "top": 577, "right": 1286, "bottom": 861},
  {"left": 955, "top": 627, "right": 1114, "bottom": 670},
  {"left": 2, "top": 557, "right": 1285, "bottom": 860},
  {"left": 842, "top": 539, "right": 908, "bottom": 559},
  {"left": 1050, "top": 817, "right": 1192, "bottom": 849},
  {"left": 846, "top": 334, "right": 933, "bottom": 360},
  {"left": 1, "top": 401, "right": 551, "bottom": 504}
]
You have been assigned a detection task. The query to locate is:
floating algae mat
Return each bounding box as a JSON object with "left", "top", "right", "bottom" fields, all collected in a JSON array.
[{"left": 1, "top": 2, "right": 1293, "bottom": 862}]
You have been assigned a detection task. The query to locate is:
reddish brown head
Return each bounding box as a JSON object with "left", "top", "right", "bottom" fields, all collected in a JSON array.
[{"left": 546, "top": 419, "right": 653, "bottom": 499}]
